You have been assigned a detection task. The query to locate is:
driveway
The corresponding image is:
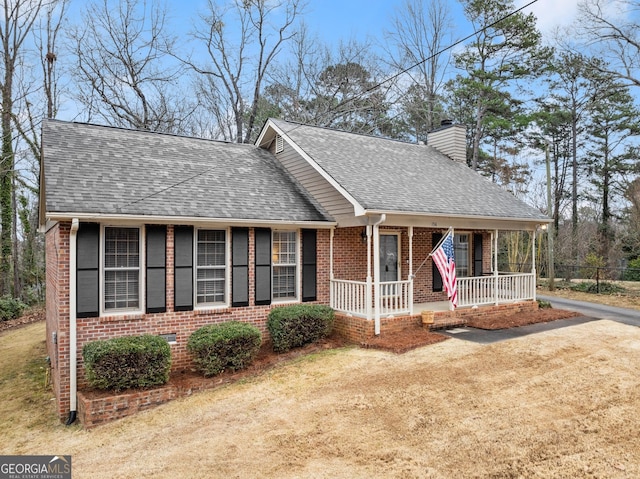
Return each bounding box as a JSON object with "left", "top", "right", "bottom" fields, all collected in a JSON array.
[
  {"left": 538, "top": 294, "right": 640, "bottom": 327},
  {"left": 441, "top": 295, "right": 640, "bottom": 344}
]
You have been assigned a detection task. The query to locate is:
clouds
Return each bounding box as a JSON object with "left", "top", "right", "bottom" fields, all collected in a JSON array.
[{"left": 516, "top": 0, "right": 580, "bottom": 35}]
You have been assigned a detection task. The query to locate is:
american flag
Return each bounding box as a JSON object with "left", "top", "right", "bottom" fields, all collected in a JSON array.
[{"left": 432, "top": 230, "right": 458, "bottom": 308}]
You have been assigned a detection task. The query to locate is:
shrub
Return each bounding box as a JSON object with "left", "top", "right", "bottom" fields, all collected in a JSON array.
[
  {"left": 187, "top": 322, "right": 262, "bottom": 377},
  {"left": 570, "top": 281, "right": 626, "bottom": 295},
  {"left": 83, "top": 335, "right": 171, "bottom": 391},
  {"left": 0, "top": 295, "right": 27, "bottom": 322},
  {"left": 623, "top": 258, "right": 640, "bottom": 281},
  {"left": 537, "top": 299, "right": 552, "bottom": 309},
  {"left": 267, "top": 304, "right": 335, "bottom": 353}
]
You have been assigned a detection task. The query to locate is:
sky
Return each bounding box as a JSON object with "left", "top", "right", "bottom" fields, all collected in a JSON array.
[
  {"left": 176, "top": 0, "right": 582, "bottom": 48},
  {"left": 294, "top": 0, "right": 581, "bottom": 46}
]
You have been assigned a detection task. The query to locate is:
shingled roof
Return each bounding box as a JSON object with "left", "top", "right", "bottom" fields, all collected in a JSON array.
[
  {"left": 41, "top": 120, "right": 332, "bottom": 224},
  {"left": 267, "top": 118, "right": 549, "bottom": 222}
]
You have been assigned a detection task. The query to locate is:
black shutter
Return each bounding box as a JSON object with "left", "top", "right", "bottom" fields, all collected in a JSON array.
[
  {"left": 77, "top": 222, "right": 100, "bottom": 318},
  {"left": 146, "top": 225, "right": 166, "bottom": 313},
  {"left": 432, "top": 232, "right": 443, "bottom": 292},
  {"left": 302, "top": 229, "right": 317, "bottom": 302},
  {"left": 254, "top": 228, "right": 271, "bottom": 305},
  {"left": 232, "top": 228, "right": 249, "bottom": 307},
  {"left": 174, "top": 226, "right": 193, "bottom": 311},
  {"left": 474, "top": 233, "right": 483, "bottom": 277}
]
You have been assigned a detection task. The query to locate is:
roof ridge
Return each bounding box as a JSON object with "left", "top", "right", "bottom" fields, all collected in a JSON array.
[
  {"left": 44, "top": 118, "right": 256, "bottom": 147},
  {"left": 269, "top": 117, "right": 424, "bottom": 147}
]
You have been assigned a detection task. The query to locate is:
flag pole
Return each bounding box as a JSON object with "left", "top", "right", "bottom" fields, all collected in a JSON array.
[{"left": 410, "top": 227, "right": 453, "bottom": 279}]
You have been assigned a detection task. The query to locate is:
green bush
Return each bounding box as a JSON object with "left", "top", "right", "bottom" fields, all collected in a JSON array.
[
  {"left": 537, "top": 299, "right": 552, "bottom": 309},
  {"left": 0, "top": 295, "right": 27, "bottom": 322},
  {"left": 570, "top": 281, "right": 626, "bottom": 295},
  {"left": 267, "top": 304, "right": 335, "bottom": 353},
  {"left": 623, "top": 258, "right": 640, "bottom": 281},
  {"left": 187, "top": 322, "right": 262, "bottom": 377},
  {"left": 83, "top": 335, "right": 171, "bottom": 391}
]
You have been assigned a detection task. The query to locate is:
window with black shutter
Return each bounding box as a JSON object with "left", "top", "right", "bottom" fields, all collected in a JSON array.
[
  {"left": 302, "top": 229, "right": 317, "bottom": 302},
  {"left": 174, "top": 226, "right": 194, "bottom": 311},
  {"left": 146, "top": 225, "right": 166, "bottom": 313},
  {"left": 77, "top": 223, "right": 100, "bottom": 317}
]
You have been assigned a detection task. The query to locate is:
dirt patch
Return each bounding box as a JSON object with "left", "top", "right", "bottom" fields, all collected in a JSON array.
[{"left": 466, "top": 307, "right": 580, "bottom": 330}]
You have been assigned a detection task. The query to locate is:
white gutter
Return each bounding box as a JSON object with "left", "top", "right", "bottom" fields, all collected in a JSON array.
[
  {"left": 67, "top": 218, "right": 79, "bottom": 425},
  {"left": 372, "top": 214, "right": 386, "bottom": 335},
  {"left": 46, "top": 212, "right": 336, "bottom": 229}
]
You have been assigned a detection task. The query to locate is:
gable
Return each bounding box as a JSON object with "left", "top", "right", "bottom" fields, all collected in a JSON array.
[{"left": 260, "top": 119, "right": 549, "bottom": 225}]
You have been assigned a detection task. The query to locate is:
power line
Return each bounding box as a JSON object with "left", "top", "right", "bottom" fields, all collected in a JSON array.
[
  {"left": 119, "top": 0, "right": 540, "bottom": 209},
  {"left": 362, "top": 0, "right": 540, "bottom": 96}
]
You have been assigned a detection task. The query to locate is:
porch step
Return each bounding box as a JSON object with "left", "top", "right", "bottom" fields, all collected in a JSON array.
[{"left": 422, "top": 311, "right": 466, "bottom": 331}]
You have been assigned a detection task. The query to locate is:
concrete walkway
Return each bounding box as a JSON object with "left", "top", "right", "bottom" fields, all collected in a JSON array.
[{"left": 440, "top": 295, "right": 640, "bottom": 344}]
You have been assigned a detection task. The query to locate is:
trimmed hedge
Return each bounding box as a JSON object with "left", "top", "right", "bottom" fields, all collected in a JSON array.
[
  {"left": 267, "top": 304, "right": 335, "bottom": 353},
  {"left": 82, "top": 335, "right": 171, "bottom": 391},
  {"left": 187, "top": 321, "right": 262, "bottom": 377}
]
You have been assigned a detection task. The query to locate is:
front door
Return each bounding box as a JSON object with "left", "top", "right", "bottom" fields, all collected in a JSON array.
[{"left": 379, "top": 234, "right": 399, "bottom": 283}]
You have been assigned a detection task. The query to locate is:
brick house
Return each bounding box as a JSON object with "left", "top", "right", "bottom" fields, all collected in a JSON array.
[{"left": 40, "top": 118, "right": 549, "bottom": 424}]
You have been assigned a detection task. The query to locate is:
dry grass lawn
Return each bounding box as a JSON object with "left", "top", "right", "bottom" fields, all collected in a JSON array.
[{"left": 2, "top": 317, "right": 640, "bottom": 478}]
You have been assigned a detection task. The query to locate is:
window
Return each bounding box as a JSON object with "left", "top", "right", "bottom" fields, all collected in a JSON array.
[
  {"left": 454, "top": 233, "right": 470, "bottom": 278},
  {"left": 104, "top": 227, "right": 140, "bottom": 311},
  {"left": 272, "top": 231, "right": 297, "bottom": 300},
  {"left": 196, "top": 229, "right": 226, "bottom": 305}
]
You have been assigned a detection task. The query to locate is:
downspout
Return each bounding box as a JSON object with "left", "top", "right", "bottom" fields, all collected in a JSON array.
[
  {"left": 372, "top": 214, "right": 386, "bottom": 335},
  {"left": 66, "top": 218, "right": 79, "bottom": 426}
]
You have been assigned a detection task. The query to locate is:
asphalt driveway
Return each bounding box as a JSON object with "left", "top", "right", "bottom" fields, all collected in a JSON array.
[{"left": 440, "top": 295, "right": 640, "bottom": 344}]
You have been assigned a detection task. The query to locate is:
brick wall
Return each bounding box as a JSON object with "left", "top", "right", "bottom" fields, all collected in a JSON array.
[{"left": 46, "top": 222, "right": 331, "bottom": 422}]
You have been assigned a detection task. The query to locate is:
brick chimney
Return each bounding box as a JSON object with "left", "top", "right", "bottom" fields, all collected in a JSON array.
[{"left": 426, "top": 120, "right": 467, "bottom": 165}]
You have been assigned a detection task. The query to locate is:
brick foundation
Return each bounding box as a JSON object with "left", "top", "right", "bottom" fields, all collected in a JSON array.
[{"left": 335, "top": 300, "right": 539, "bottom": 343}]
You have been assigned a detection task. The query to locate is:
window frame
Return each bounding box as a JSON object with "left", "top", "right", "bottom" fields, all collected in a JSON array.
[
  {"left": 194, "top": 227, "right": 230, "bottom": 308},
  {"left": 271, "top": 230, "right": 299, "bottom": 303},
  {"left": 453, "top": 232, "right": 471, "bottom": 278},
  {"left": 100, "top": 225, "right": 144, "bottom": 315}
]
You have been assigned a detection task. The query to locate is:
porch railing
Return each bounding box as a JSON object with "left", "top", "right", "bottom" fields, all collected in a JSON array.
[
  {"left": 331, "top": 279, "right": 369, "bottom": 317},
  {"left": 330, "top": 279, "right": 412, "bottom": 317},
  {"left": 457, "top": 273, "right": 535, "bottom": 307},
  {"left": 331, "top": 272, "right": 535, "bottom": 318}
]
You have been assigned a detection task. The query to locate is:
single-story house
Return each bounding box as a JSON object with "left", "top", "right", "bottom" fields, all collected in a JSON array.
[{"left": 40, "top": 118, "right": 550, "bottom": 424}]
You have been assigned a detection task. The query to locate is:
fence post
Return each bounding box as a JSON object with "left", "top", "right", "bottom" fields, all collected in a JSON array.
[{"left": 596, "top": 267, "right": 600, "bottom": 294}]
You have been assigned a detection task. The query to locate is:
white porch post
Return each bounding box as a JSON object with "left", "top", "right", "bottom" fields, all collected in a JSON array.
[
  {"left": 330, "top": 228, "right": 335, "bottom": 309},
  {"left": 366, "top": 225, "right": 372, "bottom": 321},
  {"left": 532, "top": 228, "right": 537, "bottom": 301},
  {"left": 373, "top": 223, "right": 381, "bottom": 335},
  {"left": 408, "top": 226, "right": 414, "bottom": 316},
  {"left": 494, "top": 229, "right": 499, "bottom": 305}
]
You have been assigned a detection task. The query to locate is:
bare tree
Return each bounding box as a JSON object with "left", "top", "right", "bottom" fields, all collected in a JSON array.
[
  {"left": 385, "top": 0, "right": 453, "bottom": 141},
  {"left": 187, "top": 0, "right": 304, "bottom": 143},
  {"left": 576, "top": 0, "right": 640, "bottom": 88},
  {"left": 0, "top": 0, "right": 49, "bottom": 296},
  {"left": 69, "top": 0, "right": 190, "bottom": 132}
]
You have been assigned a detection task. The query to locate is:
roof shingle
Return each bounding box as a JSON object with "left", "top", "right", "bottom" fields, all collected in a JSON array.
[
  {"left": 43, "top": 120, "right": 332, "bottom": 223},
  {"left": 271, "top": 118, "right": 548, "bottom": 221}
]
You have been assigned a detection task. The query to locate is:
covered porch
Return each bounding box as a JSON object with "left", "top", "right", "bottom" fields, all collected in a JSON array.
[{"left": 328, "top": 217, "right": 542, "bottom": 336}]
